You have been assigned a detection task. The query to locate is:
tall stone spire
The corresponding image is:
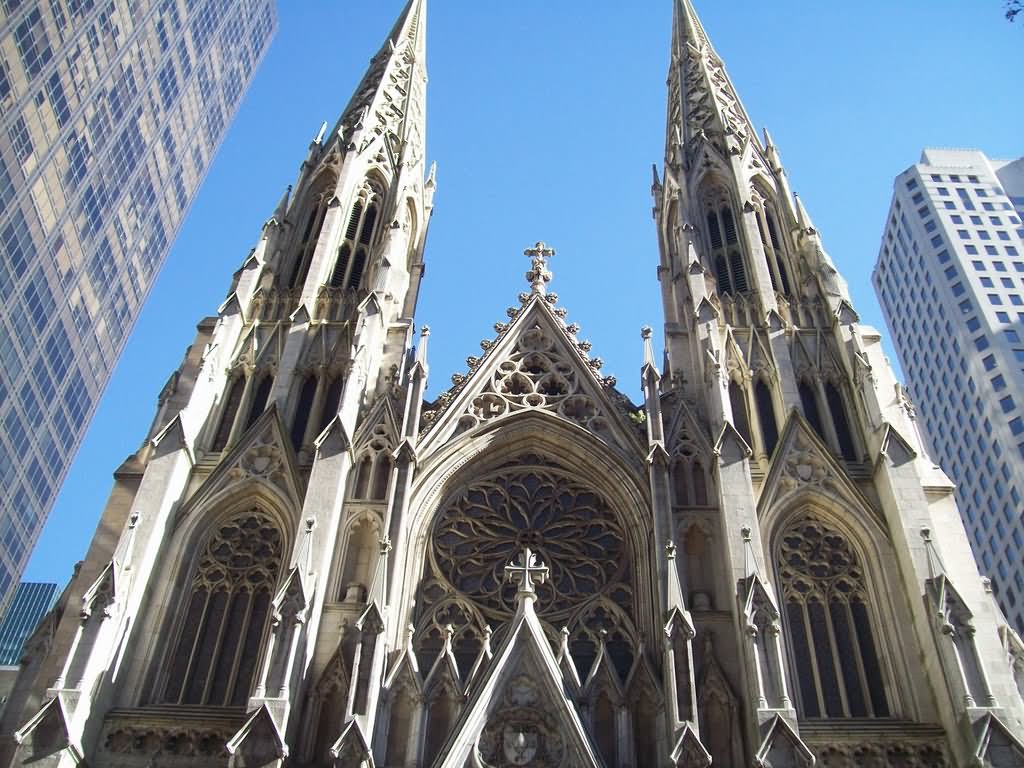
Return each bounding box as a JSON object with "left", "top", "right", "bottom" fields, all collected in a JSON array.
[
  {"left": 668, "top": 0, "right": 758, "bottom": 153},
  {"left": 331, "top": 0, "right": 428, "bottom": 165}
]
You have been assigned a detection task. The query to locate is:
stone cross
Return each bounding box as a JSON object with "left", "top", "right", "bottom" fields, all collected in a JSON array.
[
  {"left": 504, "top": 548, "right": 549, "bottom": 598},
  {"left": 524, "top": 241, "right": 555, "bottom": 296}
]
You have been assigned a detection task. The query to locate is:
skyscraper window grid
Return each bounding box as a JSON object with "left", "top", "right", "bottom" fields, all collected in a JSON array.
[
  {"left": 873, "top": 149, "right": 1024, "bottom": 632},
  {"left": 0, "top": 0, "right": 277, "bottom": 611}
]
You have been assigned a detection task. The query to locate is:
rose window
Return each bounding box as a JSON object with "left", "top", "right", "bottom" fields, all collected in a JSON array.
[{"left": 425, "top": 459, "right": 629, "bottom": 623}]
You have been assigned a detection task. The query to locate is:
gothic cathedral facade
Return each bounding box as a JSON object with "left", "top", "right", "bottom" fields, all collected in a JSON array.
[{"left": 4, "top": 1, "right": 1024, "bottom": 766}]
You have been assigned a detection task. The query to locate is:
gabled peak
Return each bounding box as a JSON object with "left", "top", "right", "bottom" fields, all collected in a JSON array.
[
  {"left": 13, "top": 697, "right": 82, "bottom": 764},
  {"left": 671, "top": 722, "right": 712, "bottom": 768},
  {"left": 263, "top": 185, "right": 290, "bottom": 232},
  {"left": 225, "top": 704, "right": 287, "bottom": 767},
  {"left": 974, "top": 712, "right": 1024, "bottom": 767},
  {"left": 794, "top": 194, "right": 818, "bottom": 236},
  {"left": 420, "top": 275, "right": 634, "bottom": 447},
  {"left": 755, "top": 715, "right": 814, "bottom": 768}
]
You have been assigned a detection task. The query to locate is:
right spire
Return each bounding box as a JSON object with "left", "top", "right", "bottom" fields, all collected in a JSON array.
[{"left": 669, "top": 0, "right": 759, "bottom": 154}]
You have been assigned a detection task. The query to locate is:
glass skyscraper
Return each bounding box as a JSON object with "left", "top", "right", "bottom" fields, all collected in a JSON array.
[
  {"left": 0, "top": 581, "right": 56, "bottom": 666},
  {"left": 0, "top": 0, "right": 277, "bottom": 609}
]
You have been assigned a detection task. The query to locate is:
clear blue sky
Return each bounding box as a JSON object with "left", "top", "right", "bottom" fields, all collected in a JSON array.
[{"left": 24, "top": 2, "right": 1024, "bottom": 584}]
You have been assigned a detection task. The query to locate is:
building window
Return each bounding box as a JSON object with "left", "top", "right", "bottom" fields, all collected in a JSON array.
[
  {"left": 162, "top": 508, "right": 283, "bottom": 706},
  {"left": 211, "top": 377, "right": 244, "bottom": 451},
  {"left": 704, "top": 189, "right": 748, "bottom": 295},
  {"left": 755, "top": 379, "right": 779, "bottom": 457},
  {"left": 729, "top": 380, "right": 752, "bottom": 448},
  {"left": 14, "top": 9, "right": 52, "bottom": 79},
  {"left": 330, "top": 180, "right": 384, "bottom": 291},
  {"left": 290, "top": 374, "right": 318, "bottom": 451},
  {"left": 777, "top": 515, "right": 889, "bottom": 718}
]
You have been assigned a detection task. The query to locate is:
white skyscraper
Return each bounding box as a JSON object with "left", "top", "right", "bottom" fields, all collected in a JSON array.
[{"left": 874, "top": 148, "right": 1024, "bottom": 632}]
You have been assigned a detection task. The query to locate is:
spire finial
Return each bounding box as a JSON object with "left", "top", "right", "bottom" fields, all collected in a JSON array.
[
  {"left": 504, "top": 548, "right": 549, "bottom": 610},
  {"left": 524, "top": 241, "right": 555, "bottom": 295}
]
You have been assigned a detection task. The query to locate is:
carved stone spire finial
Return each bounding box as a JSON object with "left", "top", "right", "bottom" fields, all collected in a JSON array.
[
  {"left": 524, "top": 241, "right": 555, "bottom": 295},
  {"left": 504, "top": 548, "right": 549, "bottom": 608}
]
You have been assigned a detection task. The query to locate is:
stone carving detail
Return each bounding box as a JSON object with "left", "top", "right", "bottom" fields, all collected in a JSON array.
[
  {"left": 454, "top": 325, "right": 610, "bottom": 435},
  {"left": 103, "top": 724, "right": 234, "bottom": 759},
  {"left": 777, "top": 517, "right": 865, "bottom": 604},
  {"left": 477, "top": 675, "right": 565, "bottom": 768},
  {"left": 191, "top": 509, "right": 283, "bottom": 593},
  {"left": 806, "top": 740, "right": 950, "bottom": 767},
  {"left": 777, "top": 432, "right": 835, "bottom": 495},
  {"left": 425, "top": 460, "right": 629, "bottom": 623}
]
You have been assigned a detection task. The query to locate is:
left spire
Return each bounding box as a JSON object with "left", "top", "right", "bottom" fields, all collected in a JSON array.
[{"left": 328, "top": 0, "right": 428, "bottom": 161}]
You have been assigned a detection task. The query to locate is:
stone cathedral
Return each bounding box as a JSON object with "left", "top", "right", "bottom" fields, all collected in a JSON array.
[{"left": 5, "top": 1, "right": 1024, "bottom": 766}]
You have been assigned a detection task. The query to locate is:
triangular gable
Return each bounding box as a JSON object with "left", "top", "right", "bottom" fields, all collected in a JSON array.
[
  {"left": 664, "top": 396, "right": 714, "bottom": 457},
  {"left": 755, "top": 714, "right": 814, "bottom": 767},
  {"left": 671, "top": 723, "right": 712, "bottom": 767},
  {"left": 714, "top": 421, "right": 751, "bottom": 466},
  {"left": 226, "top": 704, "right": 288, "bottom": 766},
  {"left": 419, "top": 294, "right": 641, "bottom": 458},
  {"left": 177, "top": 405, "right": 304, "bottom": 525},
  {"left": 350, "top": 394, "right": 401, "bottom": 452},
  {"left": 433, "top": 605, "right": 603, "bottom": 768},
  {"left": 877, "top": 422, "right": 917, "bottom": 469},
  {"left": 758, "top": 411, "right": 880, "bottom": 527},
  {"left": 13, "top": 697, "right": 83, "bottom": 765},
  {"left": 975, "top": 712, "right": 1024, "bottom": 767},
  {"left": 330, "top": 719, "right": 374, "bottom": 767}
]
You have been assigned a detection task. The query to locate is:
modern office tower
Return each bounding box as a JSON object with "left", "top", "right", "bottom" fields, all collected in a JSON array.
[
  {"left": 0, "top": 582, "right": 56, "bottom": 667},
  {"left": 2, "top": 2, "right": 1024, "bottom": 766},
  {"left": 0, "top": 0, "right": 278, "bottom": 610},
  {"left": 874, "top": 149, "right": 1024, "bottom": 633},
  {"left": 0, "top": 582, "right": 57, "bottom": 717}
]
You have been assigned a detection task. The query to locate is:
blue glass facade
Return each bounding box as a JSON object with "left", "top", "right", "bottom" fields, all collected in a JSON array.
[
  {"left": 0, "top": 581, "right": 57, "bottom": 665},
  {"left": 0, "top": 0, "right": 277, "bottom": 610}
]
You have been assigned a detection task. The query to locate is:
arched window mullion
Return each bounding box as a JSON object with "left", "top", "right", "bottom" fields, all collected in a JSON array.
[
  {"left": 173, "top": 589, "right": 211, "bottom": 704},
  {"left": 801, "top": 600, "right": 826, "bottom": 716},
  {"left": 844, "top": 598, "right": 875, "bottom": 717},
  {"left": 820, "top": 592, "right": 852, "bottom": 717},
  {"left": 198, "top": 586, "right": 235, "bottom": 705},
  {"left": 221, "top": 585, "right": 257, "bottom": 706}
]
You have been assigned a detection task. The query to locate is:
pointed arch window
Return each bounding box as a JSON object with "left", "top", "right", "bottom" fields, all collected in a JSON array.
[
  {"left": 330, "top": 181, "right": 383, "bottom": 291},
  {"left": 163, "top": 508, "right": 284, "bottom": 706},
  {"left": 211, "top": 376, "right": 244, "bottom": 452},
  {"left": 704, "top": 190, "right": 748, "bottom": 296},
  {"left": 318, "top": 376, "right": 344, "bottom": 434},
  {"left": 799, "top": 379, "right": 824, "bottom": 439},
  {"left": 289, "top": 178, "right": 334, "bottom": 290},
  {"left": 753, "top": 188, "right": 794, "bottom": 298},
  {"left": 728, "top": 380, "right": 752, "bottom": 448},
  {"left": 754, "top": 378, "right": 779, "bottom": 457},
  {"left": 290, "top": 374, "right": 318, "bottom": 451},
  {"left": 245, "top": 373, "right": 274, "bottom": 431},
  {"left": 825, "top": 382, "right": 857, "bottom": 460},
  {"left": 776, "top": 515, "right": 889, "bottom": 718}
]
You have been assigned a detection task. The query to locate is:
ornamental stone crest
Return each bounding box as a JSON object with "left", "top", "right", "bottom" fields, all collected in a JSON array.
[{"left": 477, "top": 675, "right": 565, "bottom": 768}]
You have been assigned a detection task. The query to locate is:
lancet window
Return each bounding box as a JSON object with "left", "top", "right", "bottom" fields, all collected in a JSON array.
[
  {"left": 776, "top": 515, "right": 889, "bottom": 718},
  {"left": 289, "top": 175, "right": 335, "bottom": 290},
  {"left": 290, "top": 374, "right": 318, "bottom": 451},
  {"left": 211, "top": 376, "right": 244, "bottom": 452},
  {"left": 703, "top": 187, "right": 748, "bottom": 296},
  {"left": 728, "top": 380, "right": 752, "bottom": 448},
  {"left": 162, "top": 508, "right": 284, "bottom": 706},
  {"left": 348, "top": 426, "right": 393, "bottom": 502},
  {"left": 754, "top": 378, "right": 779, "bottom": 457},
  {"left": 289, "top": 371, "right": 345, "bottom": 453},
  {"left": 797, "top": 374, "right": 860, "bottom": 461},
  {"left": 209, "top": 369, "right": 275, "bottom": 453},
  {"left": 245, "top": 373, "right": 273, "bottom": 431},
  {"left": 752, "top": 186, "right": 793, "bottom": 298},
  {"left": 329, "top": 179, "right": 384, "bottom": 291}
]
